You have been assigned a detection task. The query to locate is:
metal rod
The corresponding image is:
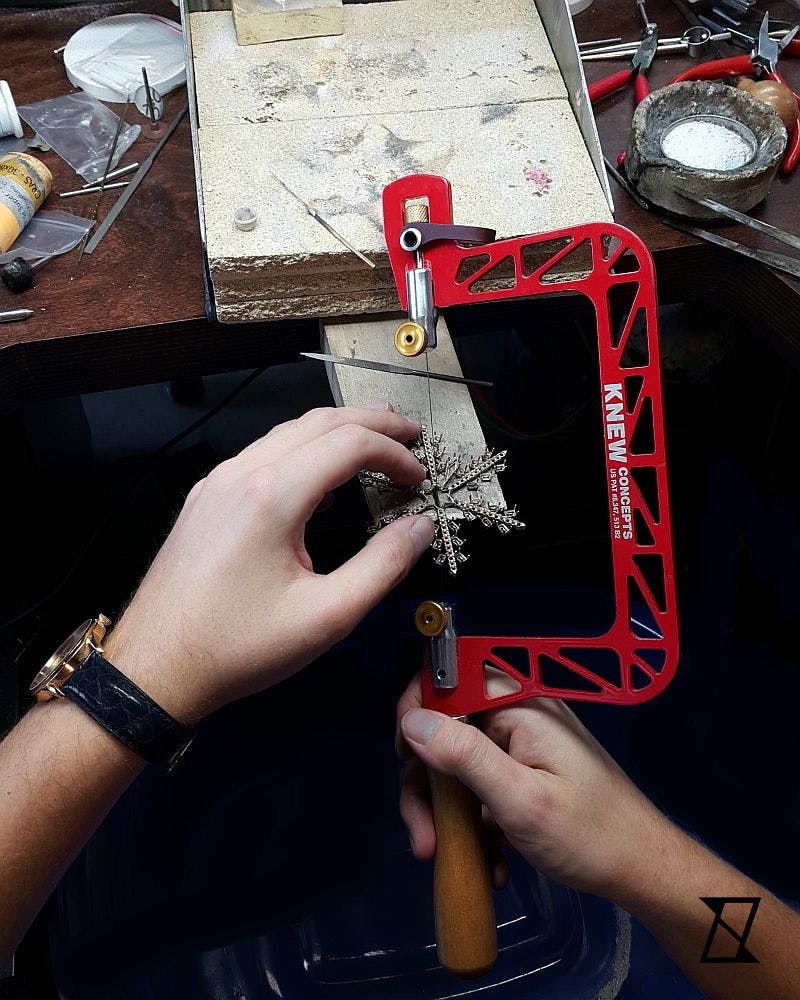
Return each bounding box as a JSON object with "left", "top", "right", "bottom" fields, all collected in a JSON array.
[
  {"left": 578, "top": 36, "right": 622, "bottom": 48},
  {"left": 675, "top": 190, "right": 800, "bottom": 251},
  {"left": 80, "top": 163, "right": 138, "bottom": 187},
  {"left": 312, "top": 214, "right": 376, "bottom": 269},
  {"left": 301, "top": 352, "right": 494, "bottom": 388},
  {"left": 141, "top": 66, "right": 157, "bottom": 125},
  {"left": 582, "top": 40, "right": 713, "bottom": 59},
  {"left": 663, "top": 220, "right": 800, "bottom": 279},
  {"left": 84, "top": 102, "right": 188, "bottom": 256},
  {"left": 603, "top": 155, "right": 653, "bottom": 212},
  {"left": 697, "top": 14, "right": 753, "bottom": 44},
  {"left": 580, "top": 25, "right": 787, "bottom": 57},
  {"left": 61, "top": 182, "right": 130, "bottom": 198},
  {"left": 95, "top": 97, "right": 130, "bottom": 194},
  {"left": 581, "top": 40, "right": 643, "bottom": 55},
  {"left": 582, "top": 43, "right": 681, "bottom": 59},
  {"left": 29, "top": 253, "right": 58, "bottom": 272},
  {"left": 581, "top": 30, "right": 730, "bottom": 57}
]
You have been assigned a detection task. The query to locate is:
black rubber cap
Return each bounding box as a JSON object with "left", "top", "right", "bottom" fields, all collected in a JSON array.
[{"left": 1, "top": 257, "right": 35, "bottom": 294}]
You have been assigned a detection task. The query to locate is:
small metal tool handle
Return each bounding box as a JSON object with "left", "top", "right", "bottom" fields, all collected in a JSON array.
[
  {"left": 770, "top": 67, "right": 800, "bottom": 176},
  {"left": 634, "top": 72, "right": 651, "bottom": 103},
  {"left": 636, "top": 0, "right": 653, "bottom": 32},
  {"left": 781, "top": 117, "right": 800, "bottom": 175},
  {"left": 588, "top": 68, "right": 634, "bottom": 103},
  {"left": 429, "top": 765, "right": 497, "bottom": 979},
  {"left": 670, "top": 53, "right": 752, "bottom": 82}
]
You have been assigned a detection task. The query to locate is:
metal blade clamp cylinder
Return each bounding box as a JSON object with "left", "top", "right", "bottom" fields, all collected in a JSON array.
[{"left": 395, "top": 200, "right": 437, "bottom": 356}]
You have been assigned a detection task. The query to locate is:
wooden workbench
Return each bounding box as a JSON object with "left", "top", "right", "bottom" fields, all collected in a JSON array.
[
  {"left": 2, "top": 0, "right": 800, "bottom": 410},
  {"left": 0, "top": 0, "right": 314, "bottom": 408}
]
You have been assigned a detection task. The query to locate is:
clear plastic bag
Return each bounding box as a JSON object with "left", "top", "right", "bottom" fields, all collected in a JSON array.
[
  {"left": 0, "top": 210, "right": 94, "bottom": 263},
  {"left": 17, "top": 93, "right": 140, "bottom": 183},
  {"left": 69, "top": 22, "right": 184, "bottom": 100}
]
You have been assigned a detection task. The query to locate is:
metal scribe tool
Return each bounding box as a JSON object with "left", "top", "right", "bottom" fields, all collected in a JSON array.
[
  {"left": 0, "top": 309, "right": 33, "bottom": 323},
  {"left": 272, "top": 174, "right": 376, "bottom": 270},
  {"left": 301, "top": 352, "right": 493, "bottom": 388}
]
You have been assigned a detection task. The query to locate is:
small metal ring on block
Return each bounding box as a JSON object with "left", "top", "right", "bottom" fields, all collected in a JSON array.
[{"left": 233, "top": 207, "right": 257, "bottom": 231}]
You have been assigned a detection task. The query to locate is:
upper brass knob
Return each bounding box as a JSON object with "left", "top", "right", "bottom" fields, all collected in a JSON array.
[{"left": 394, "top": 321, "right": 427, "bottom": 357}]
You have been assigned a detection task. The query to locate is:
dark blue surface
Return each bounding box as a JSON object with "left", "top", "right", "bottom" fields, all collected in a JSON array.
[
  {"left": 49, "top": 570, "right": 800, "bottom": 998},
  {"left": 51, "top": 590, "right": 638, "bottom": 1000},
  {"left": 21, "top": 302, "right": 800, "bottom": 998}
]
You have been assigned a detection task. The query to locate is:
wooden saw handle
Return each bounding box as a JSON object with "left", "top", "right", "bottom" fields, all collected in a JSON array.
[{"left": 429, "top": 768, "right": 497, "bottom": 978}]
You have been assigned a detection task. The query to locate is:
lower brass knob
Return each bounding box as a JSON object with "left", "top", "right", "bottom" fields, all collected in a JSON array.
[{"left": 415, "top": 600, "right": 448, "bottom": 637}]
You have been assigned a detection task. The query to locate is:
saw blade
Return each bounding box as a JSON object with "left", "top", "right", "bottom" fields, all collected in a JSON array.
[{"left": 300, "top": 352, "right": 493, "bottom": 388}]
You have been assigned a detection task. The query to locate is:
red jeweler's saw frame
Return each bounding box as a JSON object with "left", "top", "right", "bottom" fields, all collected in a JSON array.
[{"left": 382, "top": 173, "right": 679, "bottom": 717}]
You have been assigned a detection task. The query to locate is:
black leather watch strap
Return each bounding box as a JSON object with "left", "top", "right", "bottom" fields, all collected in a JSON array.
[{"left": 61, "top": 650, "right": 195, "bottom": 768}]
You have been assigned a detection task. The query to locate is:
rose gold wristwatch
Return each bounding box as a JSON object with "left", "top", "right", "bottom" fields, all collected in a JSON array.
[
  {"left": 29, "top": 613, "right": 195, "bottom": 768},
  {"left": 29, "top": 614, "right": 112, "bottom": 701}
]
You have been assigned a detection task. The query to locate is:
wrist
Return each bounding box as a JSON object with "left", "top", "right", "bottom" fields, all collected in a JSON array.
[
  {"left": 102, "top": 623, "right": 210, "bottom": 728},
  {"left": 32, "top": 693, "right": 145, "bottom": 772},
  {"left": 608, "top": 806, "right": 699, "bottom": 916}
]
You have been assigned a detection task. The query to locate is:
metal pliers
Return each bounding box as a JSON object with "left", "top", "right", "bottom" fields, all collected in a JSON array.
[
  {"left": 670, "top": 13, "right": 800, "bottom": 174},
  {"left": 588, "top": 1, "right": 659, "bottom": 106}
]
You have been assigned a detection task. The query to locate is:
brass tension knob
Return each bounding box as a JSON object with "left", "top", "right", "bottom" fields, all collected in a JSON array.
[
  {"left": 394, "top": 321, "right": 427, "bottom": 357},
  {"left": 415, "top": 600, "right": 448, "bottom": 637}
]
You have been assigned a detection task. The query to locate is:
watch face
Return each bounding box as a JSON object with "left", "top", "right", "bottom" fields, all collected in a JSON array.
[{"left": 30, "top": 620, "right": 93, "bottom": 694}]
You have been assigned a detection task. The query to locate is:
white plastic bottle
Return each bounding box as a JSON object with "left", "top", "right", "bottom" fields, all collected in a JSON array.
[{"left": 0, "top": 81, "right": 23, "bottom": 139}]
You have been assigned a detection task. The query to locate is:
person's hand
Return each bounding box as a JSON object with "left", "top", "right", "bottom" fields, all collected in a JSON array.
[
  {"left": 397, "top": 674, "right": 680, "bottom": 905},
  {"left": 105, "top": 405, "right": 434, "bottom": 724}
]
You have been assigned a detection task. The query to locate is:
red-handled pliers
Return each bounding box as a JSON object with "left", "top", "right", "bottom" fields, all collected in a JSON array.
[
  {"left": 588, "top": 25, "right": 659, "bottom": 107},
  {"left": 671, "top": 14, "right": 800, "bottom": 175}
]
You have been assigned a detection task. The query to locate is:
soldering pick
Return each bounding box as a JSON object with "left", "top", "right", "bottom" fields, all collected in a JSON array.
[{"left": 272, "top": 173, "right": 377, "bottom": 270}]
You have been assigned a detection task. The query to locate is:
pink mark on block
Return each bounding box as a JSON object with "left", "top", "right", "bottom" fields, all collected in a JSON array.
[{"left": 523, "top": 163, "right": 552, "bottom": 197}]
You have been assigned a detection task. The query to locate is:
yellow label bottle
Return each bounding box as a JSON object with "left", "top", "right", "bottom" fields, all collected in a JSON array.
[{"left": 0, "top": 153, "right": 53, "bottom": 253}]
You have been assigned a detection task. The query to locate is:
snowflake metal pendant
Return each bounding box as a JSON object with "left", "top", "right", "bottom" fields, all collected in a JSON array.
[{"left": 360, "top": 425, "right": 525, "bottom": 575}]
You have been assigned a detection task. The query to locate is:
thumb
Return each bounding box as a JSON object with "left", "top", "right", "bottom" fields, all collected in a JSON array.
[
  {"left": 401, "top": 708, "right": 532, "bottom": 823},
  {"left": 326, "top": 514, "right": 435, "bottom": 622}
]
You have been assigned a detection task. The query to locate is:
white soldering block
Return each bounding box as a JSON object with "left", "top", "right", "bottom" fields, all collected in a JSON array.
[{"left": 232, "top": 0, "right": 343, "bottom": 46}]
